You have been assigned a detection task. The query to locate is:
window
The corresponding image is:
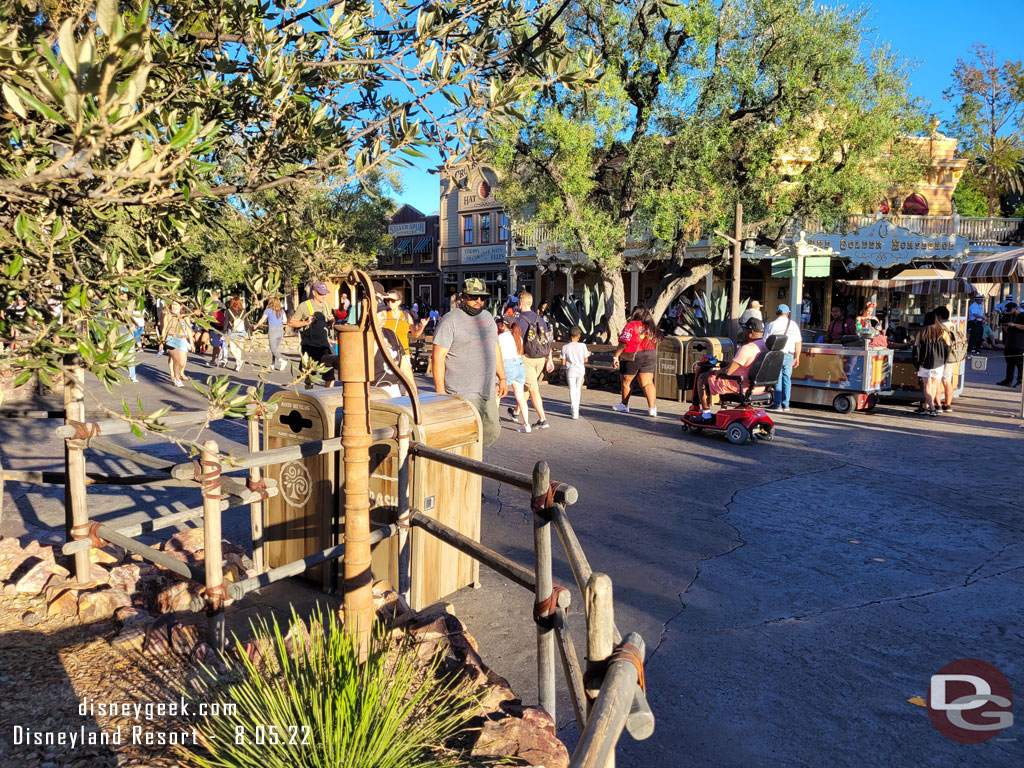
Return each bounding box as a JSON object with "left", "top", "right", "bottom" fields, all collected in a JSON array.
[
  {"left": 463, "top": 215, "right": 473, "bottom": 245},
  {"left": 498, "top": 213, "right": 510, "bottom": 242},
  {"left": 479, "top": 213, "right": 491, "bottom": 244},
  {"left": 420, "top": 239, "right": 434, "bottom": 263},
  {"left": 380, "top": 253, "right": 394, "bottom": 266},
  {"left": 401, "top": 249, "right": 413, "bottom": 264}
]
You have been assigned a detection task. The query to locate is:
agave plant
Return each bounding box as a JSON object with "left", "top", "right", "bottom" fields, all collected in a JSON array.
[
  {"left": 551, "top": 283, "right": 607, "bottom": 342},
  {"left": 181, "top": 608, "right": 478, "bottom": 768},
  {"left": 675, "top": 291, "right": 748, "bottom": 338}
]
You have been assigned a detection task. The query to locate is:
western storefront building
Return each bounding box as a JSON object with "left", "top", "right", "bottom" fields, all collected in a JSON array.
[
  {"left": 439, "top": 164, "right": 512, "bottom": 306},
  {"left": 375, "top": 204, "right": 441, "bottom": 309}
]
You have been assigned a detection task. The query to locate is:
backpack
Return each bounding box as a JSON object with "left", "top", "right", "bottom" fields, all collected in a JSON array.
[{"left": 522, "top": 315, "right": 552, "bottom": 358}]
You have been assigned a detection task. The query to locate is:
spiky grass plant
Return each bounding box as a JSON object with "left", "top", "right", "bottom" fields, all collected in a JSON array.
[{"left": 181, "top": 608, "right": 479, "bottom": 768}]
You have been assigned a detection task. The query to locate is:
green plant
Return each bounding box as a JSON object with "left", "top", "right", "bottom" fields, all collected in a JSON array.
[
  {"left": 676, "top": 292, "right": 749, "bottom": 338},
  {"left": 551, "top": 283, "right": 607, "bottom": 342},
  {"left": 182, "top": 608, "right": 478, "bottom": 768}
]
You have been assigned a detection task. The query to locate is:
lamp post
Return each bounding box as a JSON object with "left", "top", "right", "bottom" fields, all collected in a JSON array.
[{"left": 715, "top": 203, "right": 770, "bottom": 338}]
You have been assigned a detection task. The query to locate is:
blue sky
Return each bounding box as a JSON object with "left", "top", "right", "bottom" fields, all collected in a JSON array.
[{"left": 394, "top": 1, "right": 1022, "bottom": 215}]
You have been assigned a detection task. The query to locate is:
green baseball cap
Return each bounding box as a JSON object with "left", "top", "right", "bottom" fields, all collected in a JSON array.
[{"left": 462, "top": 277, "right": 489, "bottom": 296}]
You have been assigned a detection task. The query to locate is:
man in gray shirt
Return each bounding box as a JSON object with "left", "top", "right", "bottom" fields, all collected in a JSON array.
[{"left": 432, "top": 278, "right": 508, "bottom": 446}]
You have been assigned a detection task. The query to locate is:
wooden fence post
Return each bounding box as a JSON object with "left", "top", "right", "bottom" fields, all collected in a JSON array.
[
  {"left": 63, "top": 357, "right": 90, "bottom": 583},
  {"left": 201, "top": 439, "right": 226, "bottom": 651},
  {"left": 396, "top": 413, "right": 412, "bottom": 603},
  {"left": 585, "top": 572, "right": 615, "bottom": 768},
  {"left": 247, "top": 415, "right": 264, "bottom": 574},
  {"left": 532, "top": 460, "right": 556, "bottom": 720}
]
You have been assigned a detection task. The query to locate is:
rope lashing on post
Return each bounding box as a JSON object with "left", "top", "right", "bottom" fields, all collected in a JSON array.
[
  {"left": 203, "top": 583, "right": 228, "bottom": 613},
  {"left": 533, "top": 583, "right": 570, "bottom": 630},
  {"left": 65, "top": 420, "right": 101, "bottom": 449},
  {"left": 583, "top": 641, "right": 647, "bottom": 695},
  {"left": 197, "top": 458, "right": 225, "bottom": 500},
  {"left": 245, "top": 476, "right": 269, "bottom": 500},
  {"left": 530, "top": 482, "right": 559, "bottom": 515},
  {"left": 70, "top": 521, "right": 107, "bottom": 549}
]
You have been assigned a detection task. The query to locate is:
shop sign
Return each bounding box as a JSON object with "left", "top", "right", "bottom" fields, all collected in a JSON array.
[
  {"left": 388, "top": 221, "right": 425, "bottom": 236},
  {"left": 805, "top": 222, "right": 968, "bottom": 268},
  {"left": 461, "top": 244, "right": 507, "bottom": 265},
  {"left": 771, "top": 256, "right": 831, "bottom": 278}
]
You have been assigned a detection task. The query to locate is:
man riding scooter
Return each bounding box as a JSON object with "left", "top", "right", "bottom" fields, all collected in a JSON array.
[{"left": 693, "top": 317, "right": 767, "bottom": 421}]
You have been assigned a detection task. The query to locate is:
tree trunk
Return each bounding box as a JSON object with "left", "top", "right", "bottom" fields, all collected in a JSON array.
[
  {"left": 601, "top": 270, "right": 627, "bottom": 341},
  {"left": 649, "top": 262, "right": 713, "bottom": 324}
]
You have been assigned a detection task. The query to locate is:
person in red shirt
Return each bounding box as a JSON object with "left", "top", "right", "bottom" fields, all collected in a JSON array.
[
  {"left": 824, "top": 306, "right": 856, "bottom": 343},
  {"left": 612, "top": 305, "right": 661, "bottom": 416},
  {"left": 695, "top": 318, "right": 767, "bottom": 418}
]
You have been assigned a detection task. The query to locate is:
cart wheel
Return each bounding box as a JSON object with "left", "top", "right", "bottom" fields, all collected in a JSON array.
[
  {"left": 681, "top": 422, "right": 690, "bottom": 433},
  {"left": 832, "top": 394, "right": 855, "bottom": 414},
  {"left": 762, "top": 425, "right": 775, "bottom": 442},
  {"left": 726, "top": 423, "right": 750, "bottom": 445}
]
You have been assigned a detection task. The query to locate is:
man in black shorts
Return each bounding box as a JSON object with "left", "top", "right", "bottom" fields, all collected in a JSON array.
[{"left": 289, "top": 281, "right": 337, "bottom": 387}]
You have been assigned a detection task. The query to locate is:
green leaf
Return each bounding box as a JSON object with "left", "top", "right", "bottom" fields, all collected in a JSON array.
[
  {"left": 97, "top": 0, "right": 118, "bottom": 36},
  {"left": 2, "top": 84, "right": 27, "bottom": 119},
  {"left": 58, "top": 18, "right": 78, "bottom": 75},
  {"left": 13, "top": 370, "right": 34, "bottom": 389},
  {"left": 7, "top": 252, "right": 23, "bottom": 278},
  {"left": 131, "top": 424, "right": 144, "bottom": 439},
  {"left": 12, "top": 86, "right": 66, "bottom": 124}
]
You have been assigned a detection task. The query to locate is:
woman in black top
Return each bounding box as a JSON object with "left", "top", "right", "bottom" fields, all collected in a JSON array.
[{"left": 912, "top": 312, "right": 950, "bottom": 416}]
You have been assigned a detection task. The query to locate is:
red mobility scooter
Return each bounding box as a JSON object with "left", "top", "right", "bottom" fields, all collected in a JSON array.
[{"left": 679, "top": 335, "right": 786, "bottom": 445}]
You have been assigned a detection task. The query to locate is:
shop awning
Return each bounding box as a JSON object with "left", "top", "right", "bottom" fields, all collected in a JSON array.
[
  {"left": 954, "top": 248, "right": 1024, "bottom": 282},
  {"left": 837, "top": 277, "right": 989, "bottom": 295},
  {"left": 410, "top": 236, "right": 433, "bottom": 253}
]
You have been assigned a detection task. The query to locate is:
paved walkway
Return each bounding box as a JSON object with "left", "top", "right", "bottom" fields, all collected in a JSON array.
[{"left": 2, "top": 347, "right": 1022, "bottom": 766}]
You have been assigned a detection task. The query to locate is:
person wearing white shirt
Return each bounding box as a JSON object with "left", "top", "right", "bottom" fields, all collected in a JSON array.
[
  {"left": 967, "top": 295, "right": 985, "bottom": 352},
  {"left": 738, "top": 300, "right": 763, "bottom": 326},
  {"left": 765, "top": 304, "right": 803, "bottom": 412}
]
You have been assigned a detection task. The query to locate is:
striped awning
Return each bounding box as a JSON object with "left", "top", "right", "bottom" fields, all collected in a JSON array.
[
  {"left": 954, "top": 248, "right": 1024, "bottom": 283},
  {"left": 837, "top": 278, "right": 988, "bottom": 295}
]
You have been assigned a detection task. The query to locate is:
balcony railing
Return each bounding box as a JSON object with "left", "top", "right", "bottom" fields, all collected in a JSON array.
[{"left": 514, "top": 215, "right": 1023, "bottom": 254}]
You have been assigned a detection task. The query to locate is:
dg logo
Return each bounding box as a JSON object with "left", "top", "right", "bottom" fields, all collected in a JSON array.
[{"left": 928, "top": 658, "right": 1013, "bottom": 743}]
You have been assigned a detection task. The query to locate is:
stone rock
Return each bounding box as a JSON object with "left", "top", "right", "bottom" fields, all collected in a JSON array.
[
  {"left": 86, "top": 563, "right": 110, "bottom": 585},
  {"left": 78, "top": 589, "right": 133, "bottom": 623},
  {"left": 162, "top": 528, "right": 206, "bottom": 558},
  {"left": 478, "top": 677, "right": 519, "bottom": 713},
  {"left": 222, "top": 563, "right": 246, "bottom": 583},
  {"left": 111, "top": 625, "right": 147, "bottom": 652},
  {"left": 472, "top": 706, "right": 569, "bottom": 768},
  {"left": 89, "top": 545, "right": 125, "bottom": 566},
  {"left": 21, "top": 610, "right": 42, "bottom": 627},
  {"left": 283, "top": 618, "right": 311, "bottom": 656},
  {"left": 15, "top": 560, "right": 70, "bottom": 595},
  {"left": 47, "top": 588, "right": 82, "bottom": 617},
  {"left": 0, "top": 548, "right": 34, "bottom": 582},
  {"left": 1, "top": 582, "right": 16, "bottom": 596},
  {"left": 114, "top": 606, "right": 151, "bottom": 625},
  {"left": 154, "top": 580, "right": 201, "bottom": 613},
  {"left": 240, "top": 635, "right": 274, "bottom": 665},
  {"left": 191, "top": 642, "right": 229, "bottom": 675},
  {"left": 107, "top": 563, "right": 155, "bottom": 593},
  {"left": 21, "top": 540, "right": 56, "bottom": 560},
  {"left": 170, "top": 623, "right": 201, "bottom": 656},
  {"left": 143, "top": 615, "right": 177, "bottom": 655},
  {"left": 133, "top": 573, "right": 171, "bottom": 612}
]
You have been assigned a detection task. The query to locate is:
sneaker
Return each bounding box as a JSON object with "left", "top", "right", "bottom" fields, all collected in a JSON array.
[
  {"left": 769, "top": 404, "right": 783, "bottom": 411},
  {"left": 648, "top": 408, "right": 657, "bottom": 417},
  {"left": 507, "top": 406, "right": 518, "bottom": 420},
  {"left": 173, "top": 379, "right": 184, "bottom": 388},
  {"left": 571, "top": 413, "right": 579, "bottom": 420},
  {"left": 913, "top": 406, "right": 928, "bottom": 414},
  {"left": 612, "top": 402, "right": 629, "bottom": 413},
  {"left": 203, "top": 359, "right": 212, "bottom": 367},
  {"left": 781, "top": 406, "right": 791, "bottom": 412},
  {"left": 235, "top": 360, "right": 243, "bottom": 372},
  {"left": 518, "top": 423, "right": 531, "bottom": 433},
  {"left": 996, "top": 380, "right": 1012, "bottom": 387},
  {"left": 927, "top": 409, "right": 939, "bottom": 417},
  {"left": 129, "top": 376, "right": 138, "bottom": 383},
  {"left": 279, "top": 359, "right": 288, "bottom": 371},
  {"left": 533, "top": 419, "right": 550, "bottom": 429}
]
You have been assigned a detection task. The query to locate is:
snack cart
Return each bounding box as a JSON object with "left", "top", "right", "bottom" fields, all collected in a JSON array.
[
  {"left": 835, "top": 271, "right": 990, "bottom": 403},
  {"left": 790, "top": 343, "right": 894, "bottom": 413}
]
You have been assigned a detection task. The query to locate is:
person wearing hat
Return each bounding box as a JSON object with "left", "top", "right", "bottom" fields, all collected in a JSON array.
[
  {"left": 764, "top": 304, "right": 802, "bottom": 412},
  {"left": 738, "top": 300, "right": 763, "bottom": 326},
  {"left": 432, "top": 278, "right": 508, "bottom": 446},
  {"left": 289, "top": 280, "right": 336, "bottom": 387},
  {"left": 368, "top": 299, "right": 416, "bottom": 398},
  {"left": 694, "top": 317, "right": 767, "bottom": 419}
]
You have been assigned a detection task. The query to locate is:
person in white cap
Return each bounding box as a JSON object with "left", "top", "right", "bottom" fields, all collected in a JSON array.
[
  {"left": 765, "top": 304, "right": 802, "bottom": 412},
  {"left": 738, "top": 300, "right": 763, "bottom": 326}
]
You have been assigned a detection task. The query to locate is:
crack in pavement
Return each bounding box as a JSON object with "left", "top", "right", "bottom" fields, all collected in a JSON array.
[
  {"left": 963, "top": 542, "right": 1016, "bottom": 586},
  {"left": 646, "top": 592, "right": 686, "bottom": 663}
]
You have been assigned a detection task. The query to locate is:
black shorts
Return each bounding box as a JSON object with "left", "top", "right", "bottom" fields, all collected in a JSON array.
[{"left": 622, "top": 348, "right": 656, "bottom": 376}]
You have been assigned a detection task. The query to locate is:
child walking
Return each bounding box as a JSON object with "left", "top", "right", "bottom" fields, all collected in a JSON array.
[{"left": 560, "top": 328, "right": 590, "bottom": 419}]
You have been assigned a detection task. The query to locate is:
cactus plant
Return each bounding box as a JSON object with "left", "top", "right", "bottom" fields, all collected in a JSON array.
[
  {"left": 675, "top": 291, "right": 748, "bottom": 337},
  {"left": 551, "top": 283, "right": 607, "bottom": 342}
]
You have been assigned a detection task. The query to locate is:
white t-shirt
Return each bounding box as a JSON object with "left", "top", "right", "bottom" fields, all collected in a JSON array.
[
  {"left": 560, "top": 341, "right": 590, "bottom": 377},
  {"left": 497, "top": 330, "right": 520, "bottom": 360},
  {"left": 765, "top": 315, "right": 802, "bottom": 354}
]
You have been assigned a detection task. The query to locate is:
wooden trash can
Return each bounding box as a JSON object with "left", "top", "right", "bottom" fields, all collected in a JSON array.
[
  {"left": 262, "top": 390, "right": 344, "bottom": 590},
  {"left": 655, "top": 336, "right": 691, "bottom": 401},
  {"left": 366, "top": 392, "right": 482, "bottom": 610},
  {"left": 263, "top": 390, "right": 482, "bottom": 610}
]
